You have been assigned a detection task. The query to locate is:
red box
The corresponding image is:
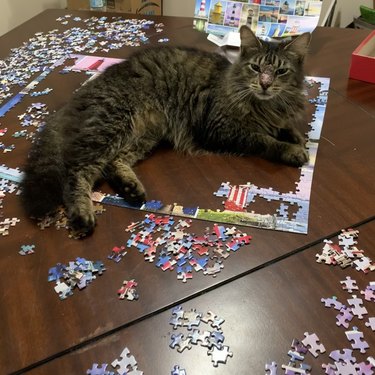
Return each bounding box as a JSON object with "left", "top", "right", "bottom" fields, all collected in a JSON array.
[{"left": 349, "top": 30, "right": 375, "bottom": 84}]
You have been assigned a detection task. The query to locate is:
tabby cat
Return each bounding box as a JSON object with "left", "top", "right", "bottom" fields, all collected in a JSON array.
[{"left": 21, "top": 26, "right": 311, "bottom": 237}]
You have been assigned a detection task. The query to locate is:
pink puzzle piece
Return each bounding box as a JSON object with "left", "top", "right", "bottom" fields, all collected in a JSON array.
[
  {"left": 336, "top": 307, "right": 354, "bottom": 329},
  {"left": 365, "top": 317, "right": 375, "bottom": 331},
  {"left": 301, "top": 332, "right": 326, "bottom": 357},
  {"left": 335, "top": 361, "right": 358, "bottom": 375},
  {"left": 356, "top": 357, "right": 375, "bottom": 375},
  {"left": 340, "top": 276, "right": 359, "bottom": 293},
  {"left": 345, "top": 327, "right": 369, "bottom": 354},
  {"left": 265, "top": 361, "right": 278, "bottom": 375},
  {"left": 322, "top": 363, "right": 336, "bottom": 375},
  {"left": 361, "top": 287, "right": 375, "bottom": 302},
  {"left": 321, "top": 296, "right": 344, "bottom": 310},
  {"left": 347, "top": 295, "right": 368, "bottom": 319}
]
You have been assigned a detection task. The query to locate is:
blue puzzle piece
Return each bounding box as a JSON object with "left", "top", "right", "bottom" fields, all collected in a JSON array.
[{"left": 48, "top": 263, "right": 66, "bottom": 282}]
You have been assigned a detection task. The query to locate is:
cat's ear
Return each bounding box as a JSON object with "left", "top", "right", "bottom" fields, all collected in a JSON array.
[
  {"left": 283, "top": 32, "right": 311, "bottom": 60},
  {"left": 240, "top": 25, "right": 262, "bottom": 54}
]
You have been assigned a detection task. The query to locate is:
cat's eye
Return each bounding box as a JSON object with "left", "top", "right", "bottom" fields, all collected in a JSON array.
[
  {"left": 276, "top": 68, "right": 288, "bottom": 75},
  {"left": 250, "top": 64, "right": 261, "bottom": 72}
]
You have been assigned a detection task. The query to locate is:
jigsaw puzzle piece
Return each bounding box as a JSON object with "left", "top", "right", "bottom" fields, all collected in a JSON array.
[
  {"left": 86, "top": 363, "right": 114, "bottom": 375},
  {"left": 183, "top": 308, "right": 202, "bottom": 330},
  {"left": 111, "top": 347, "right": 137, "bottom": 374},
  {"left": 208, "top": 345, "right": 233, "bottom": 367},
  {"left": 347, "top": 295, "right": 368, "bottom": 319},
  {"left": 340, "top": 276, "right": 359, "bottom": 293},
  {"left": 265, "top": 361, "right": 278, "bottom": 375},
  {"left": 345, "top": 327, "right": 369, "bottom": 353},
  {"left": 171, "top": 365, "right": 187, "bottom": 375},
  {"left": 301, "top": 332, "right": 326, "bottom": 357}
]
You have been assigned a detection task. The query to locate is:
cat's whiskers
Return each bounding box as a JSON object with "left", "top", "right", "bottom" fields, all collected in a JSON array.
[{"left": 226, "top": 87, "right": 254, "bottom": 111}]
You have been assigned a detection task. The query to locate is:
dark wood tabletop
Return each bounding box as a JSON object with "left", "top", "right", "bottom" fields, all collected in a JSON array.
[{"left": 0, "top": 9, "right": 374, "bottom": 375}]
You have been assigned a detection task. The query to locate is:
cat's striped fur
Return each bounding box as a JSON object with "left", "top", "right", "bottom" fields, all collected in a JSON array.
[{"left": 20, "top": 26, "right": 311, "bottom": 237}]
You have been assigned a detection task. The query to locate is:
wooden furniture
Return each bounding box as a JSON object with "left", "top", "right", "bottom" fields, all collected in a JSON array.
[{"left": 0, "top": 9, "right": 374, "bottom": 375}]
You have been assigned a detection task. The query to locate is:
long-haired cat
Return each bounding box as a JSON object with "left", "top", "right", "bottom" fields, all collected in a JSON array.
[{"left": 21, "top": 26, "right": 311, "bottom": 237}]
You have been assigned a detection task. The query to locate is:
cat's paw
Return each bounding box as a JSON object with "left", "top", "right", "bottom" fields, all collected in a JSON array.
[
  {"left": 123, "top": 181, "right": 146, "bottom": 207},
  {"left": 281, "top": 144, "right": 309, "bottom": 167},
  {"left": 289, "top": 131, "right": 306, "bottom": 145},
  {"left": 68, "top": 205, "right": 96, "bottom": 239}
]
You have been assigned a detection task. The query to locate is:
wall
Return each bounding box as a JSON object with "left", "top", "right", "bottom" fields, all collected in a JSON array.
[
  {"left": 163, "top": 0, "right": 195, "bottom": 17},
  {"left": 333, "top": 0, "right": 373, "bottom": 27},
  {"left": 0, "top": 0, "right": 67, "bottom": 37}
]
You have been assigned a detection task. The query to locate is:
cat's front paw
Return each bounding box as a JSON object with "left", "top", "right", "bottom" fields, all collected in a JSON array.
[
  {"left": 68, "top": 205, "right": 96, "bottom": 239},
  {"left": 281, "top": 144, "right": 309, "bottom": 167},
  {"left": 123, "top": 181, "right": 146, "bottom": 207}
]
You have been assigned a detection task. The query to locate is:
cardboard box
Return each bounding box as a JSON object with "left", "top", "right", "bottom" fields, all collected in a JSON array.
[
  {"left": 67, "top": 0, "right": 161, "bottom": 15},
  {"left": 130, "top": 0, "right": 162, "bottom": 15},
  {"left": 349, "top": 30, "right": 375, "bottom": 84},
  {"left": 67, "top": 0, "right": 90, "bottom": 10},
  {"left": 107, "top": 0, "right": 132, "bottom": 13}
]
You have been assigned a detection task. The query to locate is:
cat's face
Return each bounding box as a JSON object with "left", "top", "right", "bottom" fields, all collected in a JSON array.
[{"left": 238, "top": 26, "right": 311, "bottom": 101}]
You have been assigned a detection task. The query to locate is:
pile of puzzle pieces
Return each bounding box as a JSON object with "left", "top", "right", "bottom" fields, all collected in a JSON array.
[
  {"left": 169, "top": 306, "right": 232, "bottom": 367},
  {"left": 0, "top": 165, "right": 22, "bottom": 236},
  {"left": 87, "top": 346, "right": 143, "bottom": 375},
  {"left": 265, "top": 334, "right": 324, "bottom": 375},
  {"left": 320, "top": 276, "right": 374, "bottom": 373},
  {"left": 16, "top": 102, "right": 49, "bottom": 141},
  {"left": 0, "top": 16, "right": 163, "bottom": 109},
  {"left": 36, "top": 204, "right": 106, "bottom": 237},
  {"left": 48, "top": 257, "right": 106, "bottom": 300},
  {"left": 266, "top": 276, "right": 374, "bottom": 374},
  {"left": 316, "top": 228, "right": 374, "bottom": 273},
  {"left": 125, "top": 214, "right": 251, "bottom": 282}
]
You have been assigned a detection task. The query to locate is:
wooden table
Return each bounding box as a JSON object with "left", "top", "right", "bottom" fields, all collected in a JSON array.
[{"left": 0, "top": 9, "right": 374, "bottom": 375}]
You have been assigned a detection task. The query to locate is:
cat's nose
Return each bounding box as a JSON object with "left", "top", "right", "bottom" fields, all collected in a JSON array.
[{"left": 259, "top": 72, "right": 273, "bottom": 90}]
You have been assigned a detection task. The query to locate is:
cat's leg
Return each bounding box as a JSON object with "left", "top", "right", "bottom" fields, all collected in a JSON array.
[
  {"left": 207, "top": 129, "right": 308, "bottom": 167},
  {"left": 251, "top": 132, "right": 309, "bottom": 166},
  {"left": 277, "top": 127, "right": 306, "bottom": 145},
  {"left": 105, "top": 136, "right": 161, "bottom": 204},
  {"left": 63, "top": 164, "right": 103, "bottom": 238},
  {"left": 105, "top": 157, "right": 146, "bottom": 206}
]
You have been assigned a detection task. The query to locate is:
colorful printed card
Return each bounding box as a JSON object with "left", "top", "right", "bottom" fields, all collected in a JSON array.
[{"left": 194, "top": 0, "right": 323, "bottom": 39}]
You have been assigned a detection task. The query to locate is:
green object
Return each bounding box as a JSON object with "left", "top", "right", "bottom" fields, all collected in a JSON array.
[{"left": 360, "top": 5, "right": 375, "bottom": 25}]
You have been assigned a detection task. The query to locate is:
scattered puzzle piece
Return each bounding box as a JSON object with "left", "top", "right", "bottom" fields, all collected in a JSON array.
[
  {"left": 171, "top": 365, "right": 186, "bottom": 375},
  {"left": 265, "top": 361, "right": 278, "bottom": 375},
  {"left": 208, "top": 345, "right": 233, "bottom": 367},
  {"left": 301, "top": 332, "right": 326, "bottom": 357},
  {"left": 111, "top": 347, "right": 138, "bottom": 375},
  {"left": 365, "top": 317, "right": 375, "bottom": 331},
  {"left": 345, "top": 327, "right": 369, "bottom": 353},
  {"left": 347, "top": 295, "right": 368, "bottom": 319},
  {"left": 19, "top": 244, "right": 35, "bottom": 255},
  {"left": 117, "top": 279, "right": 139, "bottom": 301},
  {"left": 340, "top": 276, "right": 359, "bottom": 293}
]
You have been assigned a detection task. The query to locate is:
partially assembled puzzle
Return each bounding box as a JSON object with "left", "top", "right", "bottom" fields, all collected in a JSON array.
[{"left": 92, "top": 77, "right": 329, "bottom": 235}]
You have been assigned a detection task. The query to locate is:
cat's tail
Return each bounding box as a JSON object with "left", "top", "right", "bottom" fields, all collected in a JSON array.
[{"left": 20, "top": 126, "right": 65, "bottom": 218}]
